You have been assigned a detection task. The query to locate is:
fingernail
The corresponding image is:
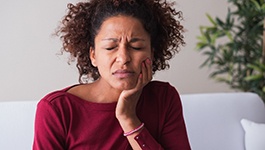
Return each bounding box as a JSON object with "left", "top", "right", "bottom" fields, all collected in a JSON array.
[
  {"left": 142, "top": 62, "right": 145, "bottom": 67},
  {"left": 139, "top": 73, "right": 143, "bottom": 78},
  {"left": 146, "top": 58, "right": 151, "bottom": 64}
]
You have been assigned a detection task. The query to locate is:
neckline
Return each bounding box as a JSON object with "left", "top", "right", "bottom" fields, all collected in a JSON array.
[{"left": 63, "top": 84, "right": 118, "bottom": 111}]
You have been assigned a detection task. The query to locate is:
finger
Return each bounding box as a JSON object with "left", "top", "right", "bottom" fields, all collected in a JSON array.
[
  {"left": 132, "top": 58, "right": 152, "bottom": 91},
  {"left": 134, "top": 72, "right": 143, "bottom": 90},
  {"left": 141, "top": 58, "right": 152, "bottom": 84},
  {"left": 145, "top": 58, "right": 153, "bottom": 81},
  {"left": 141, "top": 61, "right": 148, "bottom": 84}
]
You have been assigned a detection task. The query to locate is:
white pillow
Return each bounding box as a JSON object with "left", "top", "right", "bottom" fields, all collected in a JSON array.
[{"left": 241, "top": 119, "right": 265, "bottom": 150}]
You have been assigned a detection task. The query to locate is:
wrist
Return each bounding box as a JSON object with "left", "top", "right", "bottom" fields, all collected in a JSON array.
[
  {"left": 117, "top": 116, "right": 141, "bottom": 133},
  {"left": 123, "top": 123, "right": 144, "bottom": 136}
]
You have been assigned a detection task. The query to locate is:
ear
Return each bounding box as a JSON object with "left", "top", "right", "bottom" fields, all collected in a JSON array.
[{"left": 90, "top": 47, "right": 97, "bottom": 67}]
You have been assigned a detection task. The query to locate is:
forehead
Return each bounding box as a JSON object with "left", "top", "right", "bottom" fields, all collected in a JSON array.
[{"left": 96, "top": 15, "right": 150, "bottom": 39}]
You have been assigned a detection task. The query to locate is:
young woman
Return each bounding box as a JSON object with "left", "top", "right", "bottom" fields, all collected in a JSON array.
[{"left": 33, "top": 0, "right": 191, "bottom": 149}]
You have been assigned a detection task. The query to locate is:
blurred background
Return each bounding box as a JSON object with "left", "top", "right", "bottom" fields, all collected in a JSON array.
[{"left": 0, "top": 0, "right": 234, "bottom": 101}]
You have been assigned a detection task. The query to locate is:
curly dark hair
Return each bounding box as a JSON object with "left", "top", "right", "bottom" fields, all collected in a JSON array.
[{"left": 57, "top": 0, "right": 185, "bottom": 83}]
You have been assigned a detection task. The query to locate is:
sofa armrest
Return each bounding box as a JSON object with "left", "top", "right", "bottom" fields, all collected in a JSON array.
[{"left": 0, "top": 101, "right": 38, "bottom": 150}]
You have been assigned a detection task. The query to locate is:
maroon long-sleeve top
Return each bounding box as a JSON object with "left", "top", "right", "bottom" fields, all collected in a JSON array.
[{"left": 33, "top": 81, "right": 191, "bottom": 150}]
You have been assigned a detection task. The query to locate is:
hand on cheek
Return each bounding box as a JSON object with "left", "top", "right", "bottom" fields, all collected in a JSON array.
[
  {"left": 115, "top": 58, "right": 153, "bottom": 121},
  {"left": 115, "top": 59, "right": 152, "bottom": 149},
  {"left": 136, "top": 58, "right": 153, "bottom": 90}
]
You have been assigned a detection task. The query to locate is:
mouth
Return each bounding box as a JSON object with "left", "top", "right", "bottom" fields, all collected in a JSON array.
[{"left": 112, "top": 70, "right": 135, "bottom": 78}]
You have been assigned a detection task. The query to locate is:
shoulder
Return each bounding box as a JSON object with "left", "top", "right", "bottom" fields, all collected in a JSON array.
[
  {"left": 144, "top": 80, "right": 178, "bottom": 93},
  {"left": 37, "top": 85, "right": 79, "bottom": 109},
  {"left": 141, "top": 81, "right": 180, "bottom": 103},
  {"left": 139, "top": 81, "right": 182, "bottom": 117},
  {"left": 41, "top": 87, "right": 72, "bottom": 103}
]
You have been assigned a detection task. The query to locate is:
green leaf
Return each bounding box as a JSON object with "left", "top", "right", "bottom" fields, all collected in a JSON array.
[
  {"left": 195, "top": 42, "right": 208, "bottom": 50},
  {"left": 261, "top": 4, "right": 265, "bottom": 11},
  {"left": 216, "top": 18, "right": 225, "bottom": 27},
  {"left": 247, "top": 64, "right": 263, "bottom": 72},
  {"left": 195, "top": 0, "right": 265, "bottom": 102},
  {"left": 215, "top": 76, "right": 232, "bottom": 84},
  {"left": 224, "top": 31, "right": 233, "bottom": 41},
  {"left": 244, "top": 74, "right": 263, "bottom": 81},
  {"left": 206, "top": 14, "right": 217, "bottom": 26},
  {"left": 210, "top": 68, "right": 229, "bottom": 77},
  {"left": 202, "top": 51, "right": 213, "bottom": 56},
  {"left": 196, "top": 35, "right": 207, "bottom": 41},
  {"left": 251, "top": 0, "right": 261, "bottom": 10}
]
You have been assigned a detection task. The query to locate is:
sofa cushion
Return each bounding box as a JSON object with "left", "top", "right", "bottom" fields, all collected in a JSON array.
[
  {"left": 241, "top": 119, "right": 265, "bottom": 150},
  {"left": 181, "top": 92, "right": 265, "bottom": 150},
  {"left": 0, "top": 101, "right": 38, "bottom": 150}
]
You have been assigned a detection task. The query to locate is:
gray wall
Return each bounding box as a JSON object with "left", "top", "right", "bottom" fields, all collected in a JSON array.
[{"left": 0, "top": 0, "right": 233, "bottom": 101}]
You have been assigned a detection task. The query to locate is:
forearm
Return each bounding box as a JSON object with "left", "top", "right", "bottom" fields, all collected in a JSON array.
[
  {"left": 117, "top": 116, "right": 164, "bottom": 150},
  {"left": 117, "top": 115, "right": 143, "bottom": 149}
]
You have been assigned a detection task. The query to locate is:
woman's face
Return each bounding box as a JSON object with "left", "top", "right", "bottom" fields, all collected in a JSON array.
[{"left": 90, "top": 15, "right": 152, "bottom": 91}]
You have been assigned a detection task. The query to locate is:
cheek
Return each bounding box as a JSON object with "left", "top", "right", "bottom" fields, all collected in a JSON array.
[
  {"left": 133, "top": 53, "right": 151, "bottom": 68},
  {"left": 94, "top": 55, "right": 111, "bottom": 71},
  {"left": 99, "top": 59, "right": 112, "bottom": 68},
  {"left": 138, "top": 51, "right": 152, "bottom": 62}
]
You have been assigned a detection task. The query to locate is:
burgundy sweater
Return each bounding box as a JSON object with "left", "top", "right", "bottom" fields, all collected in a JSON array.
[{"left": 33, "top": 81, "right": 191, "bottom": 150}]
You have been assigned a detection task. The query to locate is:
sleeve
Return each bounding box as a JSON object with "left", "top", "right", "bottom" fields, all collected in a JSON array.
[
  {"left": 32, "top": 98, "right": 66, "bottom": 150},
  {"left": 134, "top": 84, "right": 191, "bottom": 150},
  {"left": 134, "top": 128, "right": 163, "bottom": 149},
  {"left": 158, "top": 86, "right": 191, "bottom": 149}
]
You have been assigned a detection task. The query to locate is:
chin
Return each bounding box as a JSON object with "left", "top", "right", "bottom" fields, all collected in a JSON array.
[{"left": 114, "top": 81, "right": 137, "bottom": 91}]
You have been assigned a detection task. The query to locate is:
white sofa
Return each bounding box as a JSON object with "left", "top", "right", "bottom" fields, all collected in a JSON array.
[
  {"left": 181, "top": 92, "right": 265, "bottom": 150},
  {"left": 0, "top": 92, "right": 265, "bottom": 150}
]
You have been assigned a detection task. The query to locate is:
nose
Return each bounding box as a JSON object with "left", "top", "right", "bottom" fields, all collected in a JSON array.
[{"left": 116, "top": 45, "right": 131, "bottom": 64}]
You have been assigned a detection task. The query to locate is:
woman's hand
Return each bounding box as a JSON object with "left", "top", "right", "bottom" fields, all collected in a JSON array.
[
  {"left": 115, "top": 58, "right": 152, "bottom": 131},
  {"left": 115, "top": 58, "right": 152, "bottom": 149}
]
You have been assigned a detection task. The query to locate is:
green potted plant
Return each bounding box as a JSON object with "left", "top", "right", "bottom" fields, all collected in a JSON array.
[{"left": 196, "top": 0, "right": 265, "bottom": 102}]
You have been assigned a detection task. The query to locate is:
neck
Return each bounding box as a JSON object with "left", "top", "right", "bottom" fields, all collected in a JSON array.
[{"left": 90, "top": 79, "right": 122, "bottom": 103}]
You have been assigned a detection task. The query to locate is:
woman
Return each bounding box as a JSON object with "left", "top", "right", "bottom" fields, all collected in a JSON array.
[{"left": 33, "top": 0, "right": 191, "bottom": 149}]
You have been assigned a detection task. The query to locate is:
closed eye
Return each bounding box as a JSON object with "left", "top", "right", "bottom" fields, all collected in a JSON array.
[
  {"left": 105, "top": 46, "right": 117, "bottom": 50},
  {"left": 130, "top": 46, "right": 142, "bottom": 50}
]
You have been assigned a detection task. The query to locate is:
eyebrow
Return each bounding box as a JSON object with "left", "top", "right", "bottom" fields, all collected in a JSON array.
[
  {"left": 101, "top": 38, "right": 145, "bottom": 43},
  {"left": 130, "top": 38, "right": 145, "bottom": 43},
  {"left": 102, "top": 38, "right": 119, "bottom": 42}
]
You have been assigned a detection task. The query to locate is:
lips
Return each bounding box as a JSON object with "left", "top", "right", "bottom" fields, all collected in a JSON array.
[{"left": 112, "top": 69, "right": 135, "bottom": 78}]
